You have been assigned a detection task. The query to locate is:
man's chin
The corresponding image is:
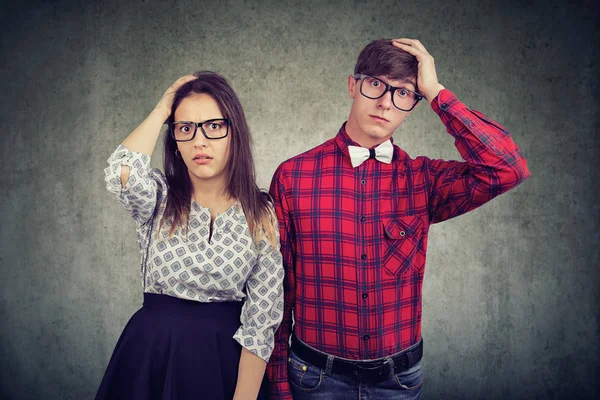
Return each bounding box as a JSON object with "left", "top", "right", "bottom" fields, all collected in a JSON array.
[{"left": 365, "top": 127, "right": 393, "bottom": 141}]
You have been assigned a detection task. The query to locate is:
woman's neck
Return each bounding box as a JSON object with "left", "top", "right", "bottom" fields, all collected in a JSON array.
[{"left": 190, "top": 176, "right": 234, "bottom": 216}]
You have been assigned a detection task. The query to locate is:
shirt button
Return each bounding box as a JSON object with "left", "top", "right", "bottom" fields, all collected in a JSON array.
[
  {"left": 361, "top": 254, "right": 367, "bottom": 260},
  {"left": 362, "top": 293, "right": 368, "bottom": 299},
  {"left": 361, "top": 179, "right": 366, "bottom": 185},
  {"left": 360, "top": 216, "right": 366, "bottom": 222},
  {"left": 441, "top": 103, "right": 449, "bottom": 110},
  {"left": 399, "top": 231, "right": 406, "bottom": 237},
  {"left": 363, "top": 334, "right": 370, "bottom": 340}
]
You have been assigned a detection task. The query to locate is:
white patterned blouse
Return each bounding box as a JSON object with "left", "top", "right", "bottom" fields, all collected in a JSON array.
[{"left": 104, "top": 145, "right": 284, "bottom": 362}]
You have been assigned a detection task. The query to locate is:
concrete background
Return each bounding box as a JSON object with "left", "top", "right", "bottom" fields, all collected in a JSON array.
[{"left": 1, "top": 0, "right": 598, "bottom": 398}]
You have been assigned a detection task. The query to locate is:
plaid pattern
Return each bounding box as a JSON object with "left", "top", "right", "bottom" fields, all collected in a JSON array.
[{"left": 267, "top": 89, "right": 531, "bottom": 398}]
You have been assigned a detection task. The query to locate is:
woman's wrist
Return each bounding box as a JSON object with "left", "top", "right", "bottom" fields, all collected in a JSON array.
[{"left": 152, "top": 105, "right": 170, "bottom": 122}]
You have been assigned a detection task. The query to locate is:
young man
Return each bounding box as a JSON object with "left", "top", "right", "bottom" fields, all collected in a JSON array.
[{"left": 267, "top": 38, "right": 530, "bottom": 399}]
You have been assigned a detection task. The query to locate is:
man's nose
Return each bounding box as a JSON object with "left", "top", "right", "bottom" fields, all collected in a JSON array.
[{"left": 377, "top": 90, "right": 393, "bottom": 109}]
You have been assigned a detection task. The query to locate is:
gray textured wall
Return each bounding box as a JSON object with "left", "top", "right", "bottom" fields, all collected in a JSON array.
[{"left": 1, "top": 0, "right": 598, "bottom": 399}]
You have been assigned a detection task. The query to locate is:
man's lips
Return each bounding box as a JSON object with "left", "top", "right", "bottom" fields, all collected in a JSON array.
[{"left": 370, "top": 115, "right": 389, "bottom": 122}]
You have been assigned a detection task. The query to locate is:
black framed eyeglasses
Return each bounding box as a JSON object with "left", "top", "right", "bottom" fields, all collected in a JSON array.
[
  {"left": 168, "top": 118, "right": 231, "bottom": 142},
  {"left": 354, "top": 74, "right": 423, "bottom": 112}
]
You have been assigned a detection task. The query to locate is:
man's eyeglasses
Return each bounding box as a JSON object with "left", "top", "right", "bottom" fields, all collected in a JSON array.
[
  {"left": 168, "top": 118, "right": 231, "bottom": 142},
  {"left": 354, "top": 74, "right": 423, "bottom": 112}
]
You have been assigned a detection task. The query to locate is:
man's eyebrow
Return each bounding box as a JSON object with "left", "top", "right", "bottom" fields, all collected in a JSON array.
[
  {"left": 397, "top": 79, "right": 416, "bottom": 87},
  {"left": 379, "top": 75, "right": 416, "bottom": 88}
]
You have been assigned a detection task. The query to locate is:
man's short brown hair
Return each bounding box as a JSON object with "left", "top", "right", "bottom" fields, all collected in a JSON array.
[{"left": 353, "top": 39, "right": 418, "bottom": 89}]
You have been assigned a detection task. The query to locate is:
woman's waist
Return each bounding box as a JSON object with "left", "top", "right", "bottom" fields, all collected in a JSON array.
[{"left": 142, "top": 292, "right": 243, "bottom": 319}]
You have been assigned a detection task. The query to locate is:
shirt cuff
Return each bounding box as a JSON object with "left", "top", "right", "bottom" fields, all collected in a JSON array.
[
  {"left": 233, "top": 325, "right": 275, "bottom": 363},
  {"left": 430, "top": 88, "right": 459, "bottom": 114}
]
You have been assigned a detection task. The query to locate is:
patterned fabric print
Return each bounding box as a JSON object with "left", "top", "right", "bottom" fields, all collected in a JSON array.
[{"left": 104, "top": 145, "right": 284, "bottom": 362}]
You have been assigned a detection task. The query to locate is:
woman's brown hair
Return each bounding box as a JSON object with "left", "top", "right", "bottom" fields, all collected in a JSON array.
[{"left": 160, "top": 71, "right": 277, "bottom": 247}]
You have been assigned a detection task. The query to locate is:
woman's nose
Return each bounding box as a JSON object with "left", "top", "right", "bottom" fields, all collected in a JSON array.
[{"left": 192, "top": 127, "right": 209, "bottom": 147}]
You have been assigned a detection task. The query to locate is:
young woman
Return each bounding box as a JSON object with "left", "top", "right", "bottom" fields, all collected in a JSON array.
[{"left": 96, "top": 71, "right": 283, "bottom": 400}]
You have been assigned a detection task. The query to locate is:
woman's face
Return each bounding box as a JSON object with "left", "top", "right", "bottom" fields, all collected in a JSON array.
[{"left": 174, "top": 93, "right": 232, "bottom": 188}]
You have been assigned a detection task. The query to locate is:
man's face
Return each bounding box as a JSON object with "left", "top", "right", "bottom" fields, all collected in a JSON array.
[{"left": 346, "top": 74, "right": 418, "bottom": 147}]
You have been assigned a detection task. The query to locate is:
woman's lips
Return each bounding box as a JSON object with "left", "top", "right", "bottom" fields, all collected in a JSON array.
[{"left": 193, "top": 154, "right": 212, "bottom": 165}]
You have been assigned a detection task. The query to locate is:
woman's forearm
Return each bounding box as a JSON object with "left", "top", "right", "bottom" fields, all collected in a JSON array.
[
  {"left": 117, "top": 107, "right": 167, "bottom": 187},
  {"left": 233, "top": 347, "right": 267, "bottom": 400},
  {"left": 121, "top": 106, "right": 169, "bottom": 156}
]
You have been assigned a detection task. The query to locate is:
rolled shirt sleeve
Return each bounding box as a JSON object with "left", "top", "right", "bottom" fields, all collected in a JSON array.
[
  {"left": 104, "top": 144, "right": 167, "bottom": 225},
  {"left": 233, "top": 225, "right": 285, "bottom": 363}
]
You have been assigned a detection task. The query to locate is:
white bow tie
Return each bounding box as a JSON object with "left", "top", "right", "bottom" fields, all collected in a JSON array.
[{"left": 348, "top": 140, "right": 394, "bottom": 168}]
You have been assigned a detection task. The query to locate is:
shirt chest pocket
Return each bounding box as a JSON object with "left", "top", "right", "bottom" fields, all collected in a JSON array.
[{"left": 381, "top": 216, "right": 423, "bottom": 276}]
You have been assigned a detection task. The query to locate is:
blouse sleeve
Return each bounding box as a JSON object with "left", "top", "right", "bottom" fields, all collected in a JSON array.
[
  {"left": 104, "top": 144, "right": 168, "bottom": 225},
  {"left": 233, "top": 221, "right": 285, "bottom": 363}
]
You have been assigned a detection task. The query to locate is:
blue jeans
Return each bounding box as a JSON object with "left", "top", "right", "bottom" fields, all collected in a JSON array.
[{"left": 288, "top": 340, "right": 423, "bottom": 400}]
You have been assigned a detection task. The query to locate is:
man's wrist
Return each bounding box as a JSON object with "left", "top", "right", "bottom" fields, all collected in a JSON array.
[{"left": 424, "top": 84, "right": 446, "bottom": 104}]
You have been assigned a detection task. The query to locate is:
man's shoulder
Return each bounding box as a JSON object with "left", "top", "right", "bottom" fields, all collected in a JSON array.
[
  {"left": 393, "top": 144, "right": 422, "bottom": 165},
  {"left": 397, "top": 146, "right": 463, "bottom": 174},
  {"left": 275, "top": 137, "right": 337, "bottom": 175}
]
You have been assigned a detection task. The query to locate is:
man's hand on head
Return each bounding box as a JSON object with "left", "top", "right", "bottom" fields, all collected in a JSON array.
[{"left": 392, "top": 38, "right": 446, "bottom": 103}]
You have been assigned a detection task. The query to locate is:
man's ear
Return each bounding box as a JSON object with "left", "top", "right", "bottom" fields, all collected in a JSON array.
[{"left": 347, "top": 75, "right": 356, "bottom": 98}]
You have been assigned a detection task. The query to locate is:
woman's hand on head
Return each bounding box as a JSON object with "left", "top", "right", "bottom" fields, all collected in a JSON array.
[{"left": 155, "top": 74, "right": 197, "bottom": 118}]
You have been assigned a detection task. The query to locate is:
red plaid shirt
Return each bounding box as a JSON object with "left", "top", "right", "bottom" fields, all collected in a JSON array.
[{"left": 267, "top": 89, "right": 530, "bottom": 399}]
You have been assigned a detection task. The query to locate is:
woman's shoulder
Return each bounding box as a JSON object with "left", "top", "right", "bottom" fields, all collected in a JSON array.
[
  {"left": 259, "top": 190, "right": 274, "bottom": 206},
  {"left": 148, "top": 167, "right": 167, "bottom": 181}
]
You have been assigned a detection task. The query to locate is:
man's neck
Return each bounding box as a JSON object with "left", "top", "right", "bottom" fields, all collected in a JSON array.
[{"left": 345, "top": 118, "right": 393, "bottom": 148}]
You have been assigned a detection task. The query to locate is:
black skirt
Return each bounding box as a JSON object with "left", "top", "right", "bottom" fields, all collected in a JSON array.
[{"left": 95, "top": 293, "right": 269, "bottom": 400}]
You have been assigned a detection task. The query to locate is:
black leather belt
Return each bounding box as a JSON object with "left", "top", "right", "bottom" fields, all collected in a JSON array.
[{"left": 290, "top": 334, "right": 423, "bottom": 384}]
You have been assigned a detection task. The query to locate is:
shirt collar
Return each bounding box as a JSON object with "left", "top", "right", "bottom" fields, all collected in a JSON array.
[
  {"left": 191, "top": 199, "right": 240, "bottom": 219},
  {"left": 334, "top": 122, "right": 398, "bottom": 162}
]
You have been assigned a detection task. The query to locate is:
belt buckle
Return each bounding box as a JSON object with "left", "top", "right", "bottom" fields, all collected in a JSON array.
[{"left": 353, "top": 359, "right": 390, "bottom": 382}]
